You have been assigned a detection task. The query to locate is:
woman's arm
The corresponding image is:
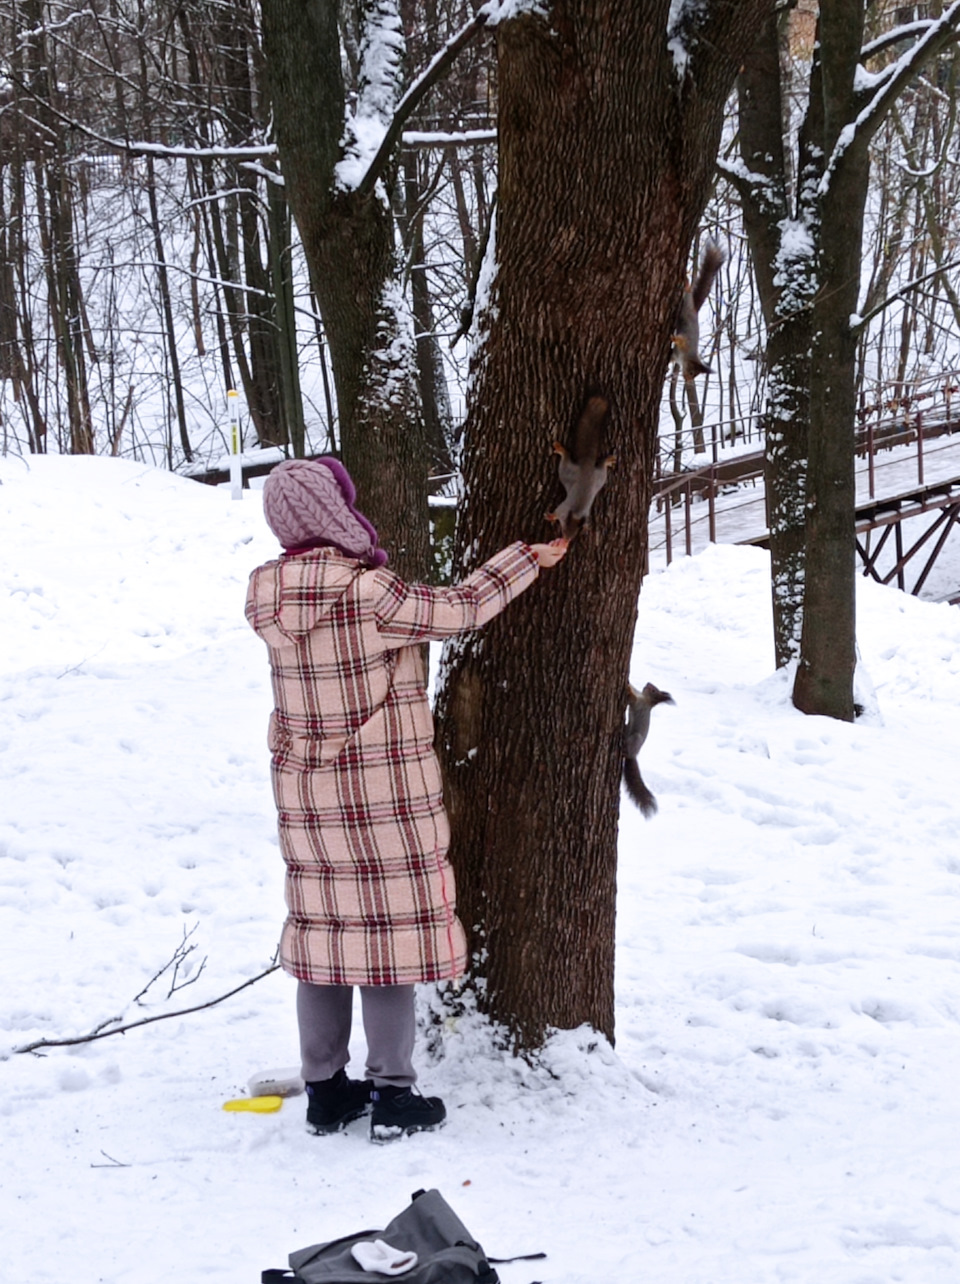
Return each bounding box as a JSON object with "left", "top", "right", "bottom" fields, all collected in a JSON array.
[{"left": 372, "top": 540, "right": 566, "bottom": 646}]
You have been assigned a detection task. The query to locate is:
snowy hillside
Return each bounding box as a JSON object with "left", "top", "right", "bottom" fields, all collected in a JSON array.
[{"left": 3, "top": 454, "right": 960, "bottom": 1283}]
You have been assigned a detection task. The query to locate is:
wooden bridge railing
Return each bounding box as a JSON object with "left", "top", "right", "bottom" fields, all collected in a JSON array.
[{"left": 651, "top": 369, "right": 960, "bottom": 568}]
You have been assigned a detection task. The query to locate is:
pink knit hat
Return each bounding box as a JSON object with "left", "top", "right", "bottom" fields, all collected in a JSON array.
[{"left": 262, "top": 458, "right": 388, "bottom": 566}]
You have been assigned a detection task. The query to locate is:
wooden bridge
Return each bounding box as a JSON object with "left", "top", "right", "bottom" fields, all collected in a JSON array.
[{"left": 650, "top": 372, "right": 960, "bottom": 603}]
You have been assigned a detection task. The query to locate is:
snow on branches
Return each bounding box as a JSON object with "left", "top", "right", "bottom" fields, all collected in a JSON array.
[
  {"left": 336, "top": 0, "right": 405, "bottom": 194},
  {"left": 820, "top": 0, "right": 960, "bottom": 199}
]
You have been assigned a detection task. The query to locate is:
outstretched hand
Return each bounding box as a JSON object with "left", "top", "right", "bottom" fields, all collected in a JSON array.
[{"left": 529, "top": 539, "right": 569, "bottom": 569}]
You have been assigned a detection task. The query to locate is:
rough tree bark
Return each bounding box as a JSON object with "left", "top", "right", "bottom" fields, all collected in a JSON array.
[
  {"left": 732, "top": 9, "right": 820, "bottom": 669},
  {"left": 435, "top": 0, "right": 771, "bottom": 1049},
  {"left": 792, "top": 0, "right": 866, "bottom": 720}
]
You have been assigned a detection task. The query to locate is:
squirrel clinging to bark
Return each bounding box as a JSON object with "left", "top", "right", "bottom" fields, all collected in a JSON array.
[
  {"left": 672, "top": 241, "right": 725, "bottom": 381},
  {"left": 623, "top": 682, "right": 675, "bottom": 818},
  {"left": 546, "top": 395, "right": 616, "bottom": 541}
]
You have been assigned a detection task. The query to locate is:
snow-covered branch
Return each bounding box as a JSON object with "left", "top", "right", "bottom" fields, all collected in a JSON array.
[
  {"left": 401, "top": 129, "right": 497, "bottom": 148},
  {"left": 126, "top": 260, "right": 270, "bottom": 300},
  {"left": 891, "top": 76, "right": 958, "bottom": 181},
  {"left": 94, "top": 137, "right": 276, "bottom": 162},
  {"left": 716, "top": 156, "right": 783, "bottom": 214},
  {"left": 350, "top": 0, "right": 542, "bottom": 199},
  {"left": 821, "top": 0, "right": 960, "bottom": 197},
  {"left": 353, "top": 7, "right": 494, "bottom": 200},
  {"left": 0, "top": 71, "right": 275, "bottom": 161},
  {"left": 861, "top": 19, "right": 937, "bottom": 64}
]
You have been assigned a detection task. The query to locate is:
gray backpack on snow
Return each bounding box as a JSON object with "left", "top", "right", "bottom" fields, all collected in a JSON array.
[{"left": 261, "top": 1188, "right": 542, "bottom": 1284}]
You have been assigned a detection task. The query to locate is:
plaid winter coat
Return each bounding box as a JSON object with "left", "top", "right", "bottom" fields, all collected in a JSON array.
[{"left": 245, "top": 541, "right": 540, "bottom": 986}]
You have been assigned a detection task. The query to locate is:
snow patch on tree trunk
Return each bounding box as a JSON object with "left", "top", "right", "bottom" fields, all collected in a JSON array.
[
  {"left": 360, "top": 276, "right": 420, "bottom": 415},
  {"left": 482, "top": 0, "right": 549, "bottom": 25},
  {"left": 667, "top": 0, "right": 709, "bottom": 81},
  {"left": 336, "top": 0, "right": 404, "bottom": 195},
  {"left": 465, "top": 205, "right": 499, "bottom": 403},
  {"left": 773, "top": 218, "right": 817, "bottom": 315}
]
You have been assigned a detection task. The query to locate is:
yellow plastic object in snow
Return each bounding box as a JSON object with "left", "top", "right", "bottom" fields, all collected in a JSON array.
[{"left": 222, "top": 1094, "right": 284, "bottom": 1114}]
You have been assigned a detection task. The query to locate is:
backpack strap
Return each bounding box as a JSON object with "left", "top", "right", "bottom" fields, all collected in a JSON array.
[
  {"left": 261, "top": 1271, "right": 300, "bottom": 1283},
  {"left": 487, "top": 1252, "right": 547, "bottom": 1264}
]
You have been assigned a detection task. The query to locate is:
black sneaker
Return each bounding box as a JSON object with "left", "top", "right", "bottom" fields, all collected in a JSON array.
[
  {"left": 370, "top": 1086, "right": 446, "bottom": 1142},
  {"left": 305, "top": 1069, "right": 372, "bottom": 1134}
]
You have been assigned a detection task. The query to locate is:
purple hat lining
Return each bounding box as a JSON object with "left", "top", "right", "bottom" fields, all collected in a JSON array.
[{"left": 315, "top": 456, "right": 386, "bottom": 562}]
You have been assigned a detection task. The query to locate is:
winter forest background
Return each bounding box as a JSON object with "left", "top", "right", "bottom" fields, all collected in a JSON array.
[{"left": 1, "top": 0, "right": 957, "bottom": 476}]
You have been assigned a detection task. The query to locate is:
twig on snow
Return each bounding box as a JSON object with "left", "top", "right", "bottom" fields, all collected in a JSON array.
[
  {"left": 130, "top": 923, "right": 206, "bottom": 1004},
  {"left": 14, "top": 962, "right": 280, "bottom": 1056},
  {"left": 91, "top": 1150, "right": 132, "bottom": 1168}
]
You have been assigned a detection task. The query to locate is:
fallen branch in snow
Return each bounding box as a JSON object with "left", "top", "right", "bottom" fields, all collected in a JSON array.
[
  {"left": 130, "top": 923, "right": 207, "bottom": 1004},
  {"left": 91, "top": 1150, "right": 132, "bottom": 1169},
  {"left": 13, "top": 962, "right": 280, "bottom": 1056}
]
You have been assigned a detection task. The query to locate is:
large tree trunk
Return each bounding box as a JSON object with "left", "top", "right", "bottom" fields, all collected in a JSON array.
[
  {"left": 737, "top": 12, "right": 806, "bottom": 668},
  {"left": 737, "top": 0, "right": 960, "bottom": 711},
  {"left": 734, "top": 15, "right": 811, "bottom": 667},
  {"left": 436, "top": 0, "right": 771, "bottom": 1048},
  {"left": 793, "top": 0, "right": 867, "bottom": 721},
  {"left": 736, "top": 11, "right": 823, "bottom": 670}
]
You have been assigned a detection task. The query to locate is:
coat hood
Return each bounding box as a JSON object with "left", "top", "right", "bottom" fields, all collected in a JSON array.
[{"left": 245, "top": 549, "right": 362, "bottom": 647}]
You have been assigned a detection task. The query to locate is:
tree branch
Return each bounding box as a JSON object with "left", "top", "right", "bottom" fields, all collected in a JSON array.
[
  {"left": 853, "top": 255, "right": 960, "bottom": 333},
  {"left": 0, "top": 69, "right": 275, "bottom": 160},
  {"left": 861, "top": 19, "right": 937, "bottom": 63},
  {"left": 716, "top": 155, "right": 780, "bottom": 208},
  {"left": 821, "top": 0, "right": 960, "bottom": 195},
  {"left": 14, "top": 963, "right": 281, "bottom": 1056},
  {"left": 401, "top": 129, "right": 497, "bottom": 148},
  {"left": 355, "top": 8, "right": 493, "bottom": 201}
]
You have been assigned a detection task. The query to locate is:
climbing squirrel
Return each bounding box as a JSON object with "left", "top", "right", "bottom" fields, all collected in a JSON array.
[
  {"left": 546, "top": 395, "right": 616, "bottom": 541},
  {"left": 623, "top": 682, "right": 675, "bottom": 818},
  {"left": 672, "top": 241, "right": 725, "bottom": 381}
]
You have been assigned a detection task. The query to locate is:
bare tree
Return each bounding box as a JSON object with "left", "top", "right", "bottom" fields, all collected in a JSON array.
[
  {"left": 0, "top": 0, "right": 310, "bottom": 466},
  {"left": 727, "top": 0, "right": 960, "bottom": 713},
  {"left": 261, "top": 0, "right": 434, "bottom": 578}
]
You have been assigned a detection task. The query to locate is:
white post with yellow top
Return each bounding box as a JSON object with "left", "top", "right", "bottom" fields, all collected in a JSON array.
[{"left": 228, "top": 389, "right": 242, "bottom": 500}]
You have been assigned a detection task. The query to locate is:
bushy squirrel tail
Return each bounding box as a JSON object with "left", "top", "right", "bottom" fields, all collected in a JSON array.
[
  {"left": 691, "top": 242, "right": 725, "bottom": 311},
  {"left": 622, "top": 756, "right": 658, "bottom": 818}
]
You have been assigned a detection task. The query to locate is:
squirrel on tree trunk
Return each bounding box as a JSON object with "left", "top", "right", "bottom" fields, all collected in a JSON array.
[
  {"left": 546, "top": 395, "right": 616, "bottom": 541},
  {"left": 622, "top": 682, "right": 675, "bottom": 817},
  {"left": 672, "top": 242, "right": 725, "bottom": 381}
]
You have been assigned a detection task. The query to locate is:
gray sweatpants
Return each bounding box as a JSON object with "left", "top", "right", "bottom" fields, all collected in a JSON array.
[{"left": 296, "top": 982, "right": 417, "bottom": 1088}]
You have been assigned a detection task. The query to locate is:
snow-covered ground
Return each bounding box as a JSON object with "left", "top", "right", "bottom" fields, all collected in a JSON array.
[{"left": 3, "top": 454, "right": 960, "bottom": 1283}]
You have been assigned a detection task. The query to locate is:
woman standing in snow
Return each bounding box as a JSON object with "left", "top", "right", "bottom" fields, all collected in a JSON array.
[{"left": 246, "top": 458, "right": 566, "bottom": 1140}]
